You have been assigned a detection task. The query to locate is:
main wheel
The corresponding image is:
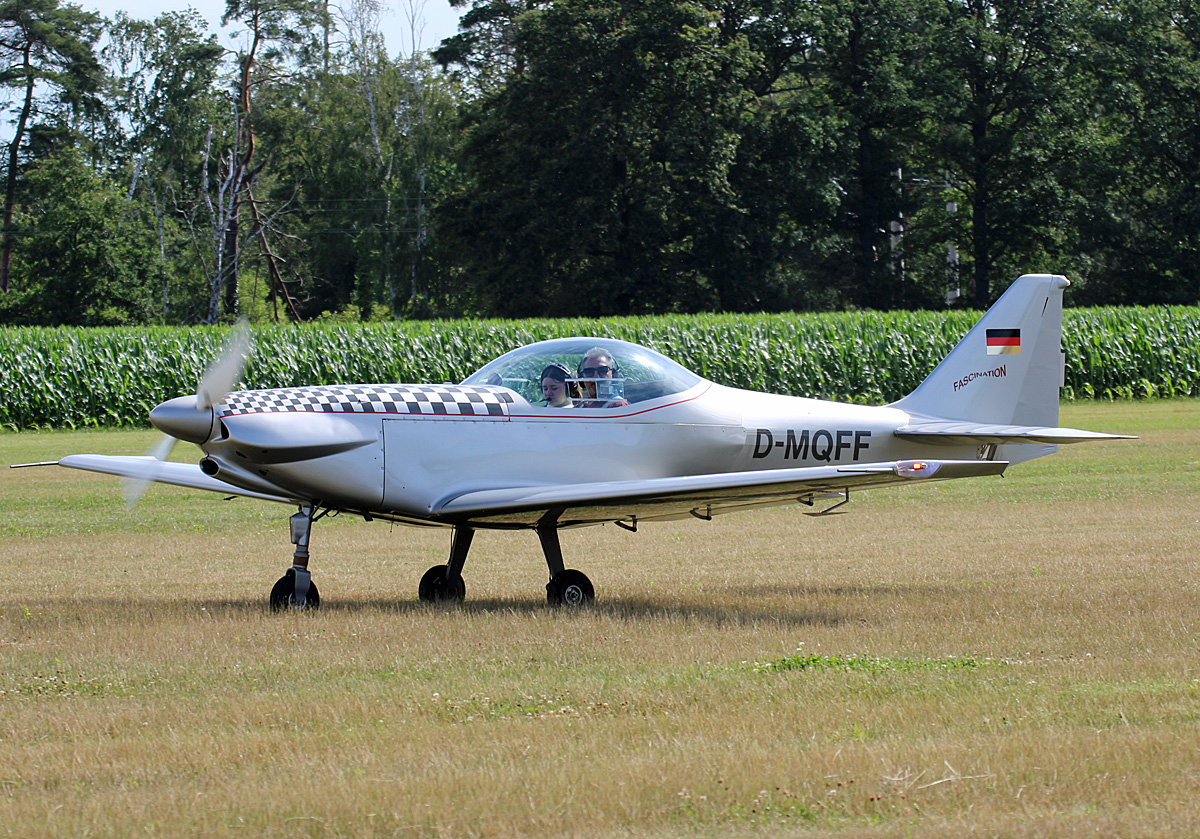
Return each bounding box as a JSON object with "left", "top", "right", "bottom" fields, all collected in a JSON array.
[
  {"left": 546, "top": 569, "right": 594, "bottom": 606},
  {"left": 418, "top": 564, "right": 466, "bottom": 603},
  {"left": 269, "top": 568, "right": 321, "bottom": 611}
]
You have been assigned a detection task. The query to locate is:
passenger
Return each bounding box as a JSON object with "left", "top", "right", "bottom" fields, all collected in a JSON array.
[
  {"left": 575, "top": 347, "right": 629, "bottom": 408},
  {"left": 540, "top": 363, "right": 575, "bottom": 408}
]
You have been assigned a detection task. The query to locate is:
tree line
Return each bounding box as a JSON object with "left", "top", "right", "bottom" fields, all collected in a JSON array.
[{"left": 1, "top": 0, "right": 1197, "bottom": 325}]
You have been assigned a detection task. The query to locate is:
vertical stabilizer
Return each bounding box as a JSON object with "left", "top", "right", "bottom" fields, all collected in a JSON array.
[{"left": 893, "top": 274, "right": 1068, "bottom": 429}]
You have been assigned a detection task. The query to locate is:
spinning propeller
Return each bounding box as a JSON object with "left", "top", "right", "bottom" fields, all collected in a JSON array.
[{"left": 122, "top": 320, "right": 253, "bottom": 508}]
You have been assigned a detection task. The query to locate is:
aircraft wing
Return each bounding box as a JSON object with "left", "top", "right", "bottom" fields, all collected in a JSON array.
[
  {"left": 894, "top": 420, "right": 1135, "bottom": 446},
  {"left": 432, "top": 459, "right": 1008, "bottom": 527},
  {"left": 57, "top": 455, "right": 297, "bottom": 504}
]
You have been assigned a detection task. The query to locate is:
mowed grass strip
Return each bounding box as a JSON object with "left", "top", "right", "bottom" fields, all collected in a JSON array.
[{"left": 1, "top": 401, "right": 1198, "bottom": 838}]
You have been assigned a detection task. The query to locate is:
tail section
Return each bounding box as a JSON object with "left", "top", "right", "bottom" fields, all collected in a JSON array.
[
  {"left": 892, "top": 274, "right": 1132, "bottom": 461},
  {"left": 894, "top": 274, "right": 1068, "bottom": 427}
]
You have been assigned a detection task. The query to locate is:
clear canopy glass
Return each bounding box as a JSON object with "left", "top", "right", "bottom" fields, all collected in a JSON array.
[{"left": 462, "top": 337, "right": 703, "bottom": 408}]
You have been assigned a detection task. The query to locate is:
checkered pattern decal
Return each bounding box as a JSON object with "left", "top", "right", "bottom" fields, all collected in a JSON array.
[{"left": 219, "top": 385, "right": 514, "bottom": 418}]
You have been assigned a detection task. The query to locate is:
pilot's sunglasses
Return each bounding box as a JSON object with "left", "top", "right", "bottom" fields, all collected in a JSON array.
[{"left": 580, "top": 365, "right": 612, "bottom": 376}]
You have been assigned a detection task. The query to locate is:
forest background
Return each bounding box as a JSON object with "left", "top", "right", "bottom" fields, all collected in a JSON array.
[{"left": 2, "top": 0, "right": 1198, "bottom": 327}]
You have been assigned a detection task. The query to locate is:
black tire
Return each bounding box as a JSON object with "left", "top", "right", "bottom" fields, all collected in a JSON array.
[
  {"left": 546, "top": 569, "right": 594, "bottom": 606},
  {"left": 269, "top": 568, "right": 321, "bottom": 611},
  {"left": 418, "top": 564, "right": 466, "bottom": 603}
]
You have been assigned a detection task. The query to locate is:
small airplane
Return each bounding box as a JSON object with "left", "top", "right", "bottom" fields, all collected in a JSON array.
[{"left": 21, "top": 273, "right": 1131, "bottom": 609}]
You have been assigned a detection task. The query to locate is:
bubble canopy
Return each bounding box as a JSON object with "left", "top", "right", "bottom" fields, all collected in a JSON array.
[{"left": 461, "top": 337, "right": 704, "bottom": 407}]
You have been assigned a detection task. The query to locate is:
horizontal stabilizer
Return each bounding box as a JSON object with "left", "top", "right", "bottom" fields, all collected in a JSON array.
[
  {"left": 895, "top": 421, "right": 1137, "bottom": 446},
  {"left": 58, "top": 455, "right": 296, "bottom": 504}
]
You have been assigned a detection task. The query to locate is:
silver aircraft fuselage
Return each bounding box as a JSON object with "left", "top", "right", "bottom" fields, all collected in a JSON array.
[{"left": 156, "top": 377, "right": 955, "bottom": 526}]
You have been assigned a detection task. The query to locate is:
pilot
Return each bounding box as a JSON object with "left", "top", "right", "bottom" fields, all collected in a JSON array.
[
  {"left": 540, "top": 363, "right": 576, "bottom": 408},
  {"left": 576, "top": 347, "right": 629, "bottom": 409}
]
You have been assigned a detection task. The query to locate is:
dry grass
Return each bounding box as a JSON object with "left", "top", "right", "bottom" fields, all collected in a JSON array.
[{"left": 1, "top": 402, "right": 1198, "bottom": 838}]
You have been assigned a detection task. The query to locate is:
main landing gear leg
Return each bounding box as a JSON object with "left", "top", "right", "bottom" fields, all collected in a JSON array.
[
  {"left": 539, "top": 520, "right": 594, "bottom": 607},
  {"left": 418, "top": 526, "right": 471, "bottom": 603},
  {"left": 269, "top": 505, "right": 322, "bottom": 611}
]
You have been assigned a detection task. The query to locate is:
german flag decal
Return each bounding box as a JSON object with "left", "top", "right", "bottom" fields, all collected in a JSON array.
[{"left": 986, "top": 328, "right": 1021, "bottom": 355}]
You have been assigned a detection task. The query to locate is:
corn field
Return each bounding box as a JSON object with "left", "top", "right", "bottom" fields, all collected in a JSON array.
[{"left": 1, "top": 307, "right": 1197, "bottom": 429}]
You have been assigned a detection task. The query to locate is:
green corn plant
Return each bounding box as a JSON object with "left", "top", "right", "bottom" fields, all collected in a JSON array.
[{"left": 2, "top": 306, "right": 1197, "bottom": 430}]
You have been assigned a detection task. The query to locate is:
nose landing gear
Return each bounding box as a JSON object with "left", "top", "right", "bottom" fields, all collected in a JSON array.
[{"left": 269, "top": 505, "right": 323, "bottom": 611}]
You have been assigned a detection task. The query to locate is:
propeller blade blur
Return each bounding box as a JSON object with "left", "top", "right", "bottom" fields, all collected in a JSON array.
[
  {"left": 197, "top": 319, "right": 252, "bottom": 410},
  {"left": 121, "top": 434, "right": 179, "bottom": 510}
]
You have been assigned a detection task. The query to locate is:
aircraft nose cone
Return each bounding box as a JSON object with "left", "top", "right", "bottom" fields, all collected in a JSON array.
[{"left": 150, "top": 395, "right": 215, "bottom": 444}]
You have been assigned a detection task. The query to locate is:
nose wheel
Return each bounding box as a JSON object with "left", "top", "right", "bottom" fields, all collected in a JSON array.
[{"left": 270, "top": 567, "right": 321, "bottom": 611}]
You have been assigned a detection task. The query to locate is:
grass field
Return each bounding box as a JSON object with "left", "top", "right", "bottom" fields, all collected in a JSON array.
[{"left": 1, "top": 401, "right": 1197, "bottom": 838}]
